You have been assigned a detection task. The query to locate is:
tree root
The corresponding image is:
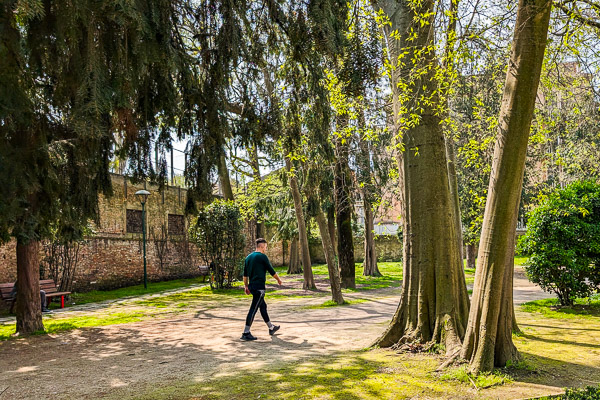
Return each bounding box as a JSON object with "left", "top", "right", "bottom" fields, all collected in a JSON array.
[{"left": 435, "top": 348, "right": 463, "bottom": 372}]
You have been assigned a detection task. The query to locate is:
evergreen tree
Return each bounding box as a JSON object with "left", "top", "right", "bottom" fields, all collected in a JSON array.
[{"left": 0, "top": 0, "right": 193, "bottom": 334}]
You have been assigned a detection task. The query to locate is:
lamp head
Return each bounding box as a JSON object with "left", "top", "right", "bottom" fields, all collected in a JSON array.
[{"left": 134, "top": 189, "right": 151, "bottom": 205}]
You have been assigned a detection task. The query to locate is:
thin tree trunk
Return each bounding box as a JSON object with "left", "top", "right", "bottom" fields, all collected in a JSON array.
[
  {"left": 373, "top": 0, "right": 469, "bottom": 355},
  {"left": 362, "top": 203, "right": 380, "bottom": 276},
  {"left": 287, "top": 236, "right": 302, "bottom": 274},
  {"left": 466, "top": 243, "right": 477, "bottom": 270},
  {"left": 285, "top": 157, "right": 315, "bottom": 289},
  {"left": 217, "top": 149, "right": 234, "bottom": 201},
  {"left": 315, "top": 211, "right": 345, "bottom": 304},
  {"left": 16, "top": 239, "right": 44, "bottom": 335},
  {"left": 249, "top": 144, "right": 265, "bottom": 238},
  {"left": 334, "top": 115, "right": 355, "bottom": 289},
  {"left": 461, "top": 0, "right": 552, "bottom": 373},
  {"left": 327, "top": 207, "right": 337, "bottom": 257},
  {"left": 357, "top": 112, "right": 380, "bottom": 277},
  {"left": 445, "top": 139, "right": 464, "bottom": 268}
]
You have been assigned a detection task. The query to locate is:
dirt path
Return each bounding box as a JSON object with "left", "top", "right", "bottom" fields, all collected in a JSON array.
[{"left": 0, "top": 270, "right": 552, "bottom": 400}]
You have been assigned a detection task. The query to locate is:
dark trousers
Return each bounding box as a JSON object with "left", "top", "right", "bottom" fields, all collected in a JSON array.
[
  {"left": 10, "top": 290, "right": 47, "bottom": 313},
  {"left": 245, "top": 289, "right": 270, "bottom": 327}
]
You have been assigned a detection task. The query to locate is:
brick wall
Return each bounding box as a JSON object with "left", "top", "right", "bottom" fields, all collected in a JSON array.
[{"left": 0, "top": 174, "right": 203, "bottom": 291}]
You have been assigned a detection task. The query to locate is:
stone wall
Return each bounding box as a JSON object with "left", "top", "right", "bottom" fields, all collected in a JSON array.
[{"left": 271, "top": 235, "right": 403, "bottom": 267}]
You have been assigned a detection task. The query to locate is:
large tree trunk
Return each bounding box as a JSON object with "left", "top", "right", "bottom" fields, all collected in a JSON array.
[
  {"left": 334, "top": 116, "right": 355, "bottom": 289},
  {"left": 285, "top": 157, "right": 316, "bottom": 289},
  {"left": 287, "top": 236, "right": 302, "bottom": 274},
  {"left": 315, "top": 211, "right": 345, "bottom": 304},
  {"left": 373, "top": 0, "right": 469, "bottom": 355},
  {"left": 16, "top": 239, "right": 44, "bottom": 335},
  {"left": 217, "top": 149, "right": 234, "bottom": 201},
  {"left": 461, "top": 0, "right": 552, "bottom": 373},
  {"left": 442, "top": 0, "right": 464, "bottom": 270}
]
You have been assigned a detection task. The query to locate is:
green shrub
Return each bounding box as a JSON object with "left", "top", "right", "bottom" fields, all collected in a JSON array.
[
  {"left": 519, "top": 181, "right": 600, "bottom": 306},
  {"left": 533, "top": 385, "right": 600, "bottom": 399},
  {"left": 190, "top": 200, "right": 245, "bottom": 289}
]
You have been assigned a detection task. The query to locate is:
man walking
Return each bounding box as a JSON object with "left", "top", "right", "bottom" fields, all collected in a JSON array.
[{"left": 241, "top": 238, "right": 283, "bottom": 341}]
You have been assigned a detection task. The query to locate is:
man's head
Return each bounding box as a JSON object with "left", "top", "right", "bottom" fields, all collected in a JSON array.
[{"left": 256, "top": 238, "right": 268, "bottom": 253}]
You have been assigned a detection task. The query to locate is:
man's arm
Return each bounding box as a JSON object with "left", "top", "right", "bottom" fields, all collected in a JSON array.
[
  {"left": 264, "top": 256, "right": 282, "bottom": 286},
  {"left": 243, "top": 276, "right": 250, "bottom": 295}
]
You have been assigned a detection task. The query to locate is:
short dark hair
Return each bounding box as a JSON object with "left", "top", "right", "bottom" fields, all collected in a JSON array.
[{"left": 256, "top": 238, "right": 267, "bottom": 246}]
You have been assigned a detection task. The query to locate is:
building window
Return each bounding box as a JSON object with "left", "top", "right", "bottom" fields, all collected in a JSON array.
[
  {"left": 126, "top": 209, "right": 143, "bottom": 233},
  {"left": 168, "top": 214, "right": 185, "bottom": 235}
]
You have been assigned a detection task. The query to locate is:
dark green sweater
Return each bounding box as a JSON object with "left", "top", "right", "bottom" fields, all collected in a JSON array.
[{"left": 243, "top": 251, "right": 276, "bottom": 290}]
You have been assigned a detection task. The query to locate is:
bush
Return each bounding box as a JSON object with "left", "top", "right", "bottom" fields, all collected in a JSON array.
[
  {"left": 189, "top": 200, "right": 245, "bottom": 289},
  {"left": 519, "top": 181, "right": 600, "bottom": 306},
  {"left": 533, "top": 385, "right": 600, "bottom": 399}
]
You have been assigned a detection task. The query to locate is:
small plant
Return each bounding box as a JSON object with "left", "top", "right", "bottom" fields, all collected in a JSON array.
[
  {"left": 440, "top": 365, "right": 511, "bottom": 389},
  {"left": 519, "top": 181, "right": 600, "bottom": 306},
  {"left": 189, "top": 200, "right": 246, "bottom": 289}
]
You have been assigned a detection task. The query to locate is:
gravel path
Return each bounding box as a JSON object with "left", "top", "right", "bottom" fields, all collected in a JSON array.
[{"left": 0, "top": 269, "right": 552, "bottom": 400}]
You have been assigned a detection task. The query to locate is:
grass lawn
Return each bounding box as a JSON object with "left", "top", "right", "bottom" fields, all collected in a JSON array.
[{"left": 0, "top": 258, "right": 503, "bottom": 341}]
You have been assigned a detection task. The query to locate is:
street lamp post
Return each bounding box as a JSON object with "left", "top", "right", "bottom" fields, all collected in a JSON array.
[{"left": 135, "top": 189, "right": 151, "bottom": 289}]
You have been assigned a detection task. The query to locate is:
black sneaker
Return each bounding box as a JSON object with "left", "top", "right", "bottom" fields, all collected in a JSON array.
[
  {"left": 42, "top": 308, "right": 52, "bottom": 313},
  {"left": 269, "top": 325, "right": 280, "bottom": 336},
  {"left": 241, "top": 332, "right": 257, "bottom": 341}
]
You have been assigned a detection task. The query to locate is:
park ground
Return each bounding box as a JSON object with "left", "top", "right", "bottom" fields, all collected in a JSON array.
[{"left": 0, "top": 260, "right": 599, "bottom": 400}]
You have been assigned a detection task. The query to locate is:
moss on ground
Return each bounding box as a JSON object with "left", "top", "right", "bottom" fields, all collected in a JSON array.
[
  {"left": 103, "top": 293, "right": 600, "bottom": 400},
  {"left": 123, "top": 350, "right": 476, "bottom": 400}
]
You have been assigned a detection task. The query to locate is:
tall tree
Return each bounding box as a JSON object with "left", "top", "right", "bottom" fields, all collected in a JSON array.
[
  {"left": 461, "top": 0, "right": 553, "bottom": 373},
  {"left": 285, "top": 157, "right": 316, "bottom": 289},
  {"left": 373, "top": 0, "right": 470, "bottom": 353},
  {"left": 333, "top": 114, "right": 356, "bottom": 289},
  {"left": 0, "top": 0, "right": 191, "bottom": 334}
]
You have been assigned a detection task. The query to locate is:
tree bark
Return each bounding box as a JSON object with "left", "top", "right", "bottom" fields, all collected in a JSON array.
[
  {"left": 445, "top": 138, "right": 464, "bottom": 268},
  {"left": 334, "top": 115, "right": 355, "bottom": 289},
  {"left": 327, "top": 207, "right": 337, "bottom": 257},
  {"left": 357, "top": 112, "right": 381, "bottom": 277},
  {"left": 362, "top": 202, "right": 381, "bottom": 276},
  {"left": 249, "top": 143, "right": 265, "bottom": 238},
  {"left": 315, "top": 210, "right": 345, "bottom": 304},
  {"left": 373, "top": 0, "right": 469, "bottom": 355},
  {"left": 16, "top": 239, "right": 44, "bottom": 335},
  {"left": 287, "top": 236, "right": 302, "bottom": 274},
  {"left": 217, "top": 149, "right": 234, "bottom": 201},
  {"left": 461, "top": 0, "right": 552, "bottom": 373},
  {"left": 442, "top": 0, "right": 464, "bottom": 270},
  {"left": 285, "top": 157, "right": 315, "bottom": 289},
  {"left": 466, "top": 243, "right": 477, "bottom": 270}
]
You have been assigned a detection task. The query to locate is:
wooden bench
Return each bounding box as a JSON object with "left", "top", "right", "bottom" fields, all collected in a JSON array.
[
  {"left": 198, "top": 265, "right": 210, "bottom": 282},
  {"left": 0, "top": 280, "right": 71, "bottom": 313}
]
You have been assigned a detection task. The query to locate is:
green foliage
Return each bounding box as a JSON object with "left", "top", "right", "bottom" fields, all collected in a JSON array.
[
  {"left": 0, "top": 0, "right": 193, "bottom": 245},
  {"left": 534, "top": 385, "right": 600, "bottom": 400},
  {"left": 189, "top": 200, "right": 245, "bottom": 289},
  {"left": 519, "top": 181, "right": 600, "bottom": 305}
]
